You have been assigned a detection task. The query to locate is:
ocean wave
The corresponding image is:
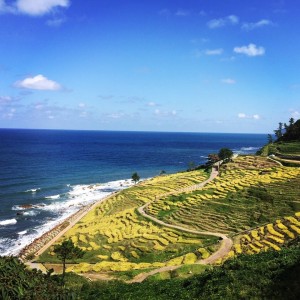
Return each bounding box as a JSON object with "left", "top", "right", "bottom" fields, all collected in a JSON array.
[
  {"left": 18, "top": 230, "right": 28, "bottom": 235},
  {"left": 2, "top": 178, "right": 135, "bottom": 256},
  {"left": 241, "top": 147, "right": 260, "bottom": 151},
  {"left": 25, "top": 188, "right": 41, "bottom": 193},
  {"left": 0, "top": 218, "right": 17, "bottom": 226},
  {"left": 23, "top": 211, "right": 39, "bottom": 217},
  {"left": 45, "top": 194, "right": 60, "bottom": 200}
]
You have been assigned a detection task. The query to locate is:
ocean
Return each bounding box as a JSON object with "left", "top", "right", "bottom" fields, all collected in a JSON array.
[{"left": 0, "top": 129, "right": 267, "bottom": 256}]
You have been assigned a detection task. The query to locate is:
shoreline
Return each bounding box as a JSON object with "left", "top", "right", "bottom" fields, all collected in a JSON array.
[{"left": 18, "top": 191, "right": 119, "bottom": 261}]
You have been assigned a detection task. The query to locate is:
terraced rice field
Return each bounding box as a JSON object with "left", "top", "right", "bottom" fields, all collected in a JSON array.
[
  {"left": 147, "top": 156, "right": 300, "bottom": 234},
  {"left": 228, "top": 212, "right": 300, "bottom": 258},
  {"left": 40, "top": 155, "right": 300, "bottom": 275},
  {"left": 40, "top": 169, "right": 219, "bottom": 272}
]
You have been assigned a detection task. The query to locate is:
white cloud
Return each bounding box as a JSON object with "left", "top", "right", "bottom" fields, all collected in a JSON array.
[
  {"left": 175, "top": 9, "right": 190, "bottom": 17},
  {"left": 238, "top": 113, "right": 261, "bottom": 120},
  {"left": 205, "top": 48, "right": 224, "bottom": 55},
  {"left": 147, "top": 101, "right": 157, "bottom": 107},
  {"left": 221, "top": 78, "right": 236, "bottom": 84},
  {"left": 15, "top": 74, "right": 62, "bottom": 90},
  {"left": 2, "top": 108, "right": 16, "bottom": 119},
  {"left": 290, "top": 110, "right": 300, "bottom": 119},
  {"left": 234, "top": 43, "right": 265, "bottom": 57},
  {"left": 0, "top": 95, "right": 13, "bottom": 104},
  {"left": 228, "top": 15, "right": 239, "bottom": 24},
  {"left": 0, "top": 0, "right": 69, "bottom": 16},
  {"left": 207, "top": 15, "right": 239, "bottom": 29},
  {"left": 194, "top": 48, "right": 223, "bottom": 58},
  {"left": 106, "top": 112, "right": 125, "bottom": 119},
  {"left": 242, "top": 19, "right": 274, "bottom": 31},
  {"left": 46, "top": 17, "right": 66, "bottom": 27},
  {"left": 16, "top": 0, "right": 69, "bottom": 16},
  {"left": 153, "top": 109, "right": 178, "bottom": 118}
]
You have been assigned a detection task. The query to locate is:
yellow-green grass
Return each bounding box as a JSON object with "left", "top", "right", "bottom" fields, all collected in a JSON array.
[
  {"left": 227, "top": 212, "right": 300, "bottom": 259},
  {"left": 39, "top": 169, "right": 217, "bottom": 273},
  {"left": 147, "top": 156, "right": 300, "bottom": 234}
]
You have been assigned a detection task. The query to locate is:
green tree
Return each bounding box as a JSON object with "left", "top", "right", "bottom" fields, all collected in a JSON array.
[
  {"left": 267, "top": 134, "right": 273, "bottom": 144},
  {"left": 54, "top": 240, "right": 84, "bottom": 286},
  {"left": 188, "top": 161, "right": 196, "bottom": 171},
  {"left": 205, "top": 153, "right": 219, "bottom": 170},
  {"left": 131, "top": 172, "right": 140, "bottom": 184},
  {"left": 218, "top": 148, "right": 233, "bottom": 162},
  {"left": 274, "top": 122, "right": 283, "bottom": 139}
]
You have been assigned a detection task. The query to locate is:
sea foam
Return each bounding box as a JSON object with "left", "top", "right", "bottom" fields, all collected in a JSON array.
[
  {"left": 0, "top": 219, "right": 17, "bottom": 226},
  {"left": 1, "top": 178, "right": 135, "bottom": 256}
]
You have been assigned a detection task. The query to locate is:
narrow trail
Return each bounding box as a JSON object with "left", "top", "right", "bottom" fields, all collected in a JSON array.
[
  {"left": 25, "top": 164, "right": 233, "bottom": 283},
  {"left": 130, "top": 166, "right": 233, "bottom": 283}
]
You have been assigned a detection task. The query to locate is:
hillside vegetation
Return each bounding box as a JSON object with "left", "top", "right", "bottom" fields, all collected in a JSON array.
[
  {"left": 36, "top": 155, "right": 300, "bottom": 282},
  {"left": 39, "top": 170, "right": 219, "bottom": 275},
  {"left": 147, "top": 156, "right": 300, "bottom": 234},
  {"left": 2, "top": 153, "right": 300, "bottom": 298},
  {"left": 2, "top": 242, "right": 300, "bottom": 299},
  {"left": 258, "top": 118, "right": 300, "bottom": 162}
]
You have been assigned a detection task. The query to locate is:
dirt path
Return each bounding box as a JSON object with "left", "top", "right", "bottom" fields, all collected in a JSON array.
[
  {"left": 130, "top": 166, "right": 233, "bottom": 283},
  {"left": 25, "top": 163, "right": 233, "bottom": 282}
]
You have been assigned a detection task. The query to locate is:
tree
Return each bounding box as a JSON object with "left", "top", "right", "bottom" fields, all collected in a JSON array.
[
  {"left": 267, "top": 134, "right": 273, "bottom": 144},
  {"left": 131, "top": 172, "right": 140, "bottom": 184},
  {"left": 274, "top": 122, "right": 283, "bottom": 139},
  {"left": 54, "top": 240, "right": 84, "bottom": 286},
  {"left": 188, "top": 161, "right": 196, "bottom": 171},
  {"left": 218, "top": 148, "right": 233, "bottom": 162},
  {"left": 205, "top": 154, "right": 220, "bottom": 171}
]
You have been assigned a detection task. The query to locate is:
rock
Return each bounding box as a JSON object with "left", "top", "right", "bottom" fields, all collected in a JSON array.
[{"left": 20, "top": 204, "right": 34, "bottom": 209}]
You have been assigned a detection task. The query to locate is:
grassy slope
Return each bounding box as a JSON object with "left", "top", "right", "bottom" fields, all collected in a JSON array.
[
  {"left": 147, "top": 156, "right": 300, "bottom": 235},
  {"left": 78, "top": 242, "right": 300, "bottom": 300},
  {"left": 39, "top": 156, "right": 300, "bottom": 278},
  {"left": 39, "top": 169, "right": 220, "bottom": 272}
]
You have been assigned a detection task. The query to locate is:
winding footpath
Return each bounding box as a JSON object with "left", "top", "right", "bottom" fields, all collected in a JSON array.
[
  {"left": 24, "top": 165, "right": 233, "bottom": 282},
  {"left": 130, "top": 166, "right": 233, "bottom": 283}
]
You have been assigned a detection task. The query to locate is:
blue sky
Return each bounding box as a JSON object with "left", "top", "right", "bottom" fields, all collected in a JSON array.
[{"left": 0, "top": 0, "right": 299, "bottom": 133}]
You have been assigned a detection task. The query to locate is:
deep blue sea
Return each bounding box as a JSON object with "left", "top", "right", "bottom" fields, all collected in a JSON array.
[{"left": 0, "top": 129, "right": 267, "bottom": 255}]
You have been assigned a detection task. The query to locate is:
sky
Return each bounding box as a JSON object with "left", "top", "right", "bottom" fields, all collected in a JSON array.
[{"left": 0, "top": 0, "right": 299, "bottom": 133}]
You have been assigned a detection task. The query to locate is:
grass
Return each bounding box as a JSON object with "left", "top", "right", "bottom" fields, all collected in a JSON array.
[
  {"left": 148, "top": 156, "right": 300, "bottom": 234},
  {"left": 38, "top": 155, "right": 300, "bottom": 279},
  {"left": 39, "top": 169, "right": 215, "bottom": 274}
]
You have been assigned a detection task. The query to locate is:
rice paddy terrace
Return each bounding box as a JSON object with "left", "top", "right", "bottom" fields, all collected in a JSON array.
[
  {"left": 39, "top": 155, "right": 300, "bottom": 279},
  {"left": 39, "top": 170, "right": 220, "bottom": 275},
  {"left": 146, "top": 156, "right": 300, "bottom": 235}
]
